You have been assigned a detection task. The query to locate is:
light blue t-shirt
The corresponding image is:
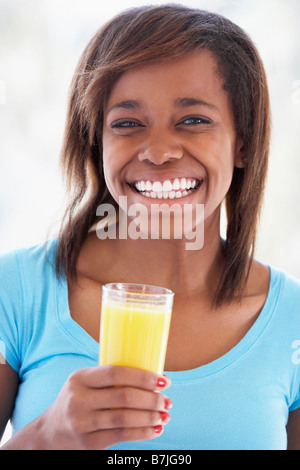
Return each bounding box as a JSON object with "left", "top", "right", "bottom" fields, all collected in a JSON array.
[{"left": 0, "top": 238, "right": 300, "bottom": 450}]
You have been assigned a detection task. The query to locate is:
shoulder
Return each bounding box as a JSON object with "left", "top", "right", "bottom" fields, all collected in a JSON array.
[
  {"left": 271, "top": 265, "right": 300, "bottom": 307},
  {"left": 0, "top": 238, "right": 59, "bottom": 371},
  {"left": 249, "top": 258, "right": 300, "bottom": 302},
  {"left": 0, "top": 238, "right": 58, "bottom": 277},
  {"left": 246, "top": 260, "right": 300, "bottom": 326},
  {"left": 0, "top": 238, "right": 59, "bottom": 307},
  {"left": 260, "top": 264, "right": 300, "bottom": 334}
]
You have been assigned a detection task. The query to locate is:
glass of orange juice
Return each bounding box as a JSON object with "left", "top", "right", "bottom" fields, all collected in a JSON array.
[{"left": 99, "top": 283, "right": 174, "bottom": 374}]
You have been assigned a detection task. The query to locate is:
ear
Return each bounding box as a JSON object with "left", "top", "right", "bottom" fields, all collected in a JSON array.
[{"left": 234, "top": 138, "right": 245, "bottom": 169}]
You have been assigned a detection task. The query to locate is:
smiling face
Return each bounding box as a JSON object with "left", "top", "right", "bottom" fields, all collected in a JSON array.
[{"left": 102, "top": 49, "right": 243, "bottom": 234}]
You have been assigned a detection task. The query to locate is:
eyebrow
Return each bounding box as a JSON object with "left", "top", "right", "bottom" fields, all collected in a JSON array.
[
  {"left": 174, "top": 97, "right": 218, "bottom": 111},
  {"left": 106, "top": 100, "right": 141, "bottom": 115},
  {"left": 106, "top": 97, "right": 218, "bottom": 115}
]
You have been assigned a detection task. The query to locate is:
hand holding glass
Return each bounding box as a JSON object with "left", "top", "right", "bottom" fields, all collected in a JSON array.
[{"left": 99, "top": 283, "right": 174, "bottom": 374}]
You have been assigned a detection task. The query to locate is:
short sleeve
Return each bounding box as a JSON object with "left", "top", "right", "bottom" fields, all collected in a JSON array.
[
  {"left": 290, "top": 380, "right": 300, "bottom": 412},
  {"left": 290, "top": 396, "right": 300, "bottom": 411},
  {"left": 0, "top": 250, "right": 23, "bottom": 372},
  {"left": 290, "top": 341, "right": 300, "bottom": 411}
]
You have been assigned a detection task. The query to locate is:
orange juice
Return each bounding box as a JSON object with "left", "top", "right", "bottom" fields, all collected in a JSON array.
[{"left": 99, "top": 301, "right": 172, "bottom": 374}]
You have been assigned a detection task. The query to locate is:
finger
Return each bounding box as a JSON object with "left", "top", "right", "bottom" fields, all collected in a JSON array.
[
  {"left": 88, "top": 386, "right": 171, "bottom": 412},
  {"left": 84, "top": 425, "right": 165, "bottom": 450},
  {"left": 78, "top": 365, "right": 171, "bottom": 391},
  {"left": 84, "top": 408, "right": 170, "bottom": 433}
]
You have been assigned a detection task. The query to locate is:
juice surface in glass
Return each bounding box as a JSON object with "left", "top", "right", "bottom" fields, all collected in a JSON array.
[{"left": 99, "top": 300, "right": 172, "bottom": 375}]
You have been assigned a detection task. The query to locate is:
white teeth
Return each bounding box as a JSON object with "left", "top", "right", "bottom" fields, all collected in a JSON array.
[
  {"left": 173, "top": 178, "right": 180, "bottom": 190},
  {"left": 180, "top": 178, "right": 186, "bottom": 190},
  {"left": 152, "top": 181, "right": 163, "bottom": 192},
  {"left": 162, "top": 180, "right": 173, "bottom": 192},
  {"left": 138, "top": 188, "right": 195, "bottom": 200},
  {"left": 133, "top": 177, "right": 200, "bottom": 199}
]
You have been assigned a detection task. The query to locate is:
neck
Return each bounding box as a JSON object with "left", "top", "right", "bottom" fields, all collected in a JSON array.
[{"left": 110, "top": 210, "right": 224, "bottom": 298}]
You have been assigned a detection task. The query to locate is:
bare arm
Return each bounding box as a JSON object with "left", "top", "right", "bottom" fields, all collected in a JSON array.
[
  {"left": 287, "top": 408, "right": 300, "bottom": 450},
  {"left": 0, "top": 361, "right": 19, "bottom": 442}
]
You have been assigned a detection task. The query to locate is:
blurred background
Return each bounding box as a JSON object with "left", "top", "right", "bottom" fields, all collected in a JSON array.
[{"left": 0, "top": 0, "right": 300, "bottom": 443}]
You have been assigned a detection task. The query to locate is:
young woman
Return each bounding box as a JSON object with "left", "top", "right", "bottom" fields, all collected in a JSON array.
[{"left": 1, "top": 5, "right": 299, "bottom": 450}]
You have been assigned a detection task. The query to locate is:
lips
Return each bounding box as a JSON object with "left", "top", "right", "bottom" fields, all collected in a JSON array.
[{"left": 132, "top": 177, "right": 202, "bottom": 200}]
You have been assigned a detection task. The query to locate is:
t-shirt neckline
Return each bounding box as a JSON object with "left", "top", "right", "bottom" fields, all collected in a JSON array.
[{"left": 55, "top": 264, "right": 282, "bottom": 383}]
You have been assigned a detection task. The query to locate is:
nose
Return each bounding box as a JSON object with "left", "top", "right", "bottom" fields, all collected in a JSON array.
[{"left": 138, "top": 129, "right": 183, "bottom": 165}]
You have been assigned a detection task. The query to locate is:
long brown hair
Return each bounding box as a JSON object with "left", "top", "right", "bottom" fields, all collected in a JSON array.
[{"left": 55, "top": 4, "right": 271, "bottom": 305}]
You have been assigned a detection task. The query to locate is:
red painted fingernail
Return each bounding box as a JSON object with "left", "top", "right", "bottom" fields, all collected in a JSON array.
[
  {"left": 164, "top": 397, "right": 173, "bottom": 411},
  {"left": 160, "top": 411, "right": 170, "bottom": 423},
  {"left": 156, "top": 376, "right": 167, "bottom": 388},
  {"left": 154, "top": 425, "right": 163, "bottom": 434}
]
